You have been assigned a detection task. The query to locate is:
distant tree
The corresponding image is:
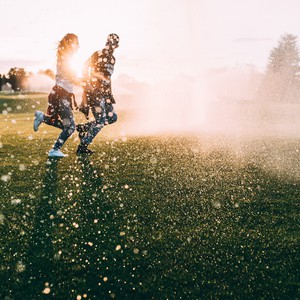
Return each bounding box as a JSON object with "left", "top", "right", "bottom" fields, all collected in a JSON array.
[
  {"left": 256, "top": 33, "right": 300, "bottom": 102},
  {"left": 7, "top": 67, "right": 28, "bottom": 91},
  {"left": 1, "top": 74, "right": 9, "bottom": 86},
  {"left": 7, "top": 68, "right": 17, "bottom": 90}
]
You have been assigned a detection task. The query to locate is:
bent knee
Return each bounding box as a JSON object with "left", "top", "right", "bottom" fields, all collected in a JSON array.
[
  {"left": 108, "top": 112, "right": 118, "bottom": 124},
  {"left": 62, "top": 119, "right": 76, "bottom": 135},
  {"left": 95, "top": 117, "right": 106, "bottom": 126},
  {"left": 68, "top": 125, "right": 76, "bottom": 135}
]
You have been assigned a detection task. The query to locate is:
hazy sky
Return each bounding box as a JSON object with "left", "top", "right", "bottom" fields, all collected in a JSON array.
[{"left": 1, "top": 0, "right": 300, "bottom": 82}]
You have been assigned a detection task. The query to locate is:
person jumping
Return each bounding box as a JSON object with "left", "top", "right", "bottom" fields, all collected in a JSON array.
[{"left": 33, "top": 33, "right": 81, "bottom": 157}]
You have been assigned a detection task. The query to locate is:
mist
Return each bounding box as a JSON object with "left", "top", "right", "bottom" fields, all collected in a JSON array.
[
  {"left": 27, "top": 74, "right": 53, "bottom": 93},
  {"left": 116, "top": 67, "right": 300, "bottom": 139},
  {"left": 25, "top": 68, "right": 300, "bottom": 139},
  {"left": 9, "top": 66, "right": 300, "bottom": 183},
  {"left": 112, "top": 67, "right": 300, "bottom": 183}
]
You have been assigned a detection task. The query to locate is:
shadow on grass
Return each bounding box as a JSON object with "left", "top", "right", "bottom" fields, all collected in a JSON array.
[
  {"left": 0, "top": 138, "right": 299, "bottom": 299},
  {"left": 22, "top": 158, "right": 60, "bottom": 296},
  {"left": 3, "top": 156, "right": 144, "bottom": 299}
]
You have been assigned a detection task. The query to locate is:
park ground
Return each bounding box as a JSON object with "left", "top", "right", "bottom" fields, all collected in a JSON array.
[{"left": 0, "top": 93, "right": 299, "bottom": 299}]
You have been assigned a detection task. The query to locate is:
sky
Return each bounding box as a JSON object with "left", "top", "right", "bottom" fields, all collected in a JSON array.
[{"left": 1, "top": 0, "right": 300, "bottom": 83}]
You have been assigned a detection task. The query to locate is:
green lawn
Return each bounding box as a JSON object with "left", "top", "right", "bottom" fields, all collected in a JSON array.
[{"left": 0, "top": 93, "right": 299, "bottom": 299}]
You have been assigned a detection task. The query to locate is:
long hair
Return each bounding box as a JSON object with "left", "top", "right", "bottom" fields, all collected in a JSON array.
[{"left": 57, "top": 33, "right": 78, "bottom": 59}]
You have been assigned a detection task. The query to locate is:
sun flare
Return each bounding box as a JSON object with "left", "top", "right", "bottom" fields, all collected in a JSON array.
[{"left": 70, "top": 50, "right": 89, "bottom": 78}]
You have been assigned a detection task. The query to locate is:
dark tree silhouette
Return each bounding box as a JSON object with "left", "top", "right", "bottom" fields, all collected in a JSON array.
[{"left": 7, "top": 67, "right": 28, "bottom": 91}]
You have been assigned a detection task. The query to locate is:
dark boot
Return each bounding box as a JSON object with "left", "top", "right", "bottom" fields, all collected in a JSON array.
[{"left": 76, "top": 144, "right": 94, "bottom": 155}]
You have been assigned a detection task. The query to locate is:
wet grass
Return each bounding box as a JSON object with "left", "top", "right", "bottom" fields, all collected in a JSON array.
[
  {"left": 0, "top": 94, "right": 299, "bottom": 299},
  {"left": 0, "top": 92, "right": 48, "bottom": 114}
]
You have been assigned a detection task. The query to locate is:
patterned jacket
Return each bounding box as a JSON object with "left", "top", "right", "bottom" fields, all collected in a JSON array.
[{"left": 82, "top": 45, "right": 116, "bottom": 104}]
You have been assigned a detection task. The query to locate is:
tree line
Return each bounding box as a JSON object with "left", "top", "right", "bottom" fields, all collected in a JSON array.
[{"left": 0, "top": 68, "right": 54, "bottom": 92}]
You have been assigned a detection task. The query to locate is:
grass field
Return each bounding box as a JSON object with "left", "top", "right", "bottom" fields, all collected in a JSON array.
[{"left": 0, "top": 93, "right": 299, "bottom": 299}]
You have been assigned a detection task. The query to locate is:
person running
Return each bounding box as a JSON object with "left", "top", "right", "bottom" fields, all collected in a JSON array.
[
  {"left": 33, "top": 33, "right": 81, "bottom": 157},
  {"left": 76, "top": 33, "right": 119, "bottom": 155}
]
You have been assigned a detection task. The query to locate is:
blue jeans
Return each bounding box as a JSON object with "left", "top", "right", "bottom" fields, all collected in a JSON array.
[
  {"left": 81, "top": 98, "right": 117, "bottom": 145},
  {"left": 44, "top": 99, "right": 75, "bottom": 150}
]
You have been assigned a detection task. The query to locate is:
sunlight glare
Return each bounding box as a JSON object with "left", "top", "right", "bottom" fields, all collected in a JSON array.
[{"left": 70, "top": 49, "right": 89, "bottom": 78}]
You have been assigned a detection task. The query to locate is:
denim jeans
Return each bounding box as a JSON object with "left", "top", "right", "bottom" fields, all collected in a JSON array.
[
  {"left": 81, "top": 98, "right": 117, "bottom": 145},
  {"left": 44, "top": 99, "right": 75, "bottom": 150}
]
